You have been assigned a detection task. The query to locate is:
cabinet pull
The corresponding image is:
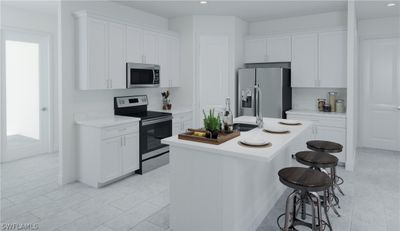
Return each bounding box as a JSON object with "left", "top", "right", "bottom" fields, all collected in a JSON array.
[
  {"left": 121, "top": 137, "right": 123, "bottom": 146},
  {"left": 124, "top": 136, "right": 126, "bottom": 146},
  {"left": 110, "top": 79, "right": 112, "bottom": 88}
]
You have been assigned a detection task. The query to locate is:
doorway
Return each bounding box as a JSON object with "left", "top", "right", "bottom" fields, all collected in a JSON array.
[
  {"left": 359, "top": 38, "right": 400, "bottom": 151},
  {"left": 2, "top": 29, "right": 51, "bottom": 162}
]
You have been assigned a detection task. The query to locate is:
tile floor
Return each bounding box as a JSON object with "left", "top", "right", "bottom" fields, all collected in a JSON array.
[{"left": 1, "top": 149, "right": 399, "bottom": 231}]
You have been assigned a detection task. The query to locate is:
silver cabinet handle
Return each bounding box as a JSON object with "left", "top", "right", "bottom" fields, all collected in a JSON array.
[{"left": 110, "top": 79, "right": 112, "bottom": 89}]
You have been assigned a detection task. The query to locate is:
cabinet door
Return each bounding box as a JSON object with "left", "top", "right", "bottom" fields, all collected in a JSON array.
[
  {"left": 126, "top": 26, "right": 144, "bottom": 63},
  {"left": 101, "top": 137, "right": 122, "bottom": 182},
  {"left": 172, "top": 121, "right": 182, "bottom": 136},
  {"left": 291, "top": 33, "right": 318, "bottom": 87},
  {"left": 169, "top": 37, "right": 180, "bottom": 87},
  {"left": 266, "top": 36, "right": 291, "bottom": 62},
  {"left": 108, "top": 22, "right": 126, "bottom": 89},
  {"left": 87, "top": 17, "right": 108, "bottom": 89},
  {"left": 319, "top": 31, "right": 347, "bottom": 88},
  {"left": 122, "top": 133, "right": 140, "bottom": 174},
  {"left": 158, "top": 35, "right": 170, "bottom": 88},
  {"left": 244, "top": 38, "right": 267, "bottom": 63},
  {"left": 316, "top": 126, "right": 346, "bottom": 163},
  {"left": 143, "top": 31, "right": 158, "bottom": 64}
]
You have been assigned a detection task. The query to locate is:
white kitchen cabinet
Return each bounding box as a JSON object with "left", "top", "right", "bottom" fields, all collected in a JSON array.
[
  {"left": 143, "top": 31, "right": 158, "bottom": 64},
  {"left": 101, "top": 136, "right": 123, "bottom": 182},
  {"left": 126, "top": 26, "right": 144, "bottom": 63},
  {"left": 78, "top": 120, "right": 140, "bottom": 188},
  {"left": 244, "top": 38, "right": 267, "bottom": 63},
  {"left": 76, "top": 13, "right": 126, "bottom": 90},
  {"left": 159, "top": 35, "right": 180, "bottom": 88},
  {"left": 286, "top": 111, "right": 346, "bottom": 164},
  {"left": 172, "top": 111, "right": 193, "bottom": 135},
  {"left": 75, "top": 11, "right": 181, "bottom": 90},
  {"left": 244, "top": 36, "right": 291, "bottom": 63},
  {"left": 291, "top": 30, "right": 347, "bottom": 88},
  {"left": 85, "top": 17, "right": 108, "bottom": 89},
  {"left": 291, "top": 33, "right": 319, "bottom": 88},
  {"left": 266, "top": 36, "right": 291, "bottom": 62},
  {"left": 319, "top": 31, "right": 347, "bottom": 88},
  {"left": 108, "top": 22, "right": 127, "bottom": 89},
  {"left": 122, "top": 132, "right": 140, "bottom": 174}
]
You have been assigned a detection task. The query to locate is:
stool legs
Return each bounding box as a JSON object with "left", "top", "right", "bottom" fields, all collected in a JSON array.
[
  {"left": 283, "top": 190, "right": 297, "bottom": 230},
  {"left": 332, "top": 167, "right": 345, "bottom": 196}
]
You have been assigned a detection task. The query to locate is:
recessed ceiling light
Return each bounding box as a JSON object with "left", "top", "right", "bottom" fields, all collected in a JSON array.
[
  {"left": 387, "top": 3, "right": 396, "bottom": 7},
  {"left": 200, "top": 1, "right": 208, "bottom": 4}
]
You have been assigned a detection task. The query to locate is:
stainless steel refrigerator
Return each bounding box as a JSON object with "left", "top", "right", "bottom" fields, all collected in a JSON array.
[{"left": 237, "top": 67, "right": 292, "bottom": 118}]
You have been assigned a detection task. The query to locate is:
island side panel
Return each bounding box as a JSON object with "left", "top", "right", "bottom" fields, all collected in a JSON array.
[
  {"left": 222, "top": 147, "right": 290, "bottom": 231},
  {"left": 169, "top": 145, "right": 292, "bottom": 231},
  {"left": 169, "top": 146, "right": 224, "bottom": 231}
]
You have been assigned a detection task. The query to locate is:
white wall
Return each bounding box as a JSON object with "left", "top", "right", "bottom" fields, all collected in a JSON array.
[
  {"left": 1, "top": 5, "right": 59, "bottom": 153},
  {"left": 168, "top": 16, "right": 195, "bottom": 108},
  {"left": 59, "top": 1, "right": 169, "bottom": 184},
  {"left": 168, "top": 16, "right": 247, "bottom": 125},
  {"left": 248, "top": 11, "right": 347, "bottom": 35},
  {"left": 358, "top": 16, "right": 400, "bottom": 40}
]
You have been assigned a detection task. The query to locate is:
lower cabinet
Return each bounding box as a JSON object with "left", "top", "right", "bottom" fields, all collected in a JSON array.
[
  {"left": 287, "top": 112, "right": 346, "bottom": 164},
  {"left": 78, "top": 122, "right": 140, "bottom": 187},
  {"left": 172, "top": 111, "right": 193, "bottom": 135}
]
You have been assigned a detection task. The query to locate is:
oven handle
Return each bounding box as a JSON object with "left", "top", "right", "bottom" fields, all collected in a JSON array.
[{"left": 142, "top": 116, "right": 173, "bottom": 126}]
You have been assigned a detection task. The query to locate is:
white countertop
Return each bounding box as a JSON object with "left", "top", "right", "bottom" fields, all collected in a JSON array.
[
  {"left": 162, "top": 116, "right": 312, "bottom": 162},
  {"left": 286, "top": 109, "right": 346, "bottom": 118},
  {"left": 75, "top": 115, "right": 140, "bottom": 128},
  {"left": 149, "top": 106, "right": 192, "bottom": 115}
]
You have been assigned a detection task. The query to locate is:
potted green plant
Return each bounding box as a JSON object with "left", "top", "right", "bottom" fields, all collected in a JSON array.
[{"left": 203, "top": 109, "right": 221, "bottom": 139}]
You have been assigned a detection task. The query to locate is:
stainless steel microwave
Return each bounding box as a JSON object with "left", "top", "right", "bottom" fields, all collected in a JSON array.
[{"left": 126, "top": 63, "right": 160, "bottom": 88}]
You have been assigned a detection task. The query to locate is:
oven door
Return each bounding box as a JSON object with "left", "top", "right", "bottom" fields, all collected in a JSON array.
[
  {"left": 127, "top": 63, "right": 160, "bottom": 88},
  {"left": 140, "top": 116, "right": 172, "bottom": 160}
]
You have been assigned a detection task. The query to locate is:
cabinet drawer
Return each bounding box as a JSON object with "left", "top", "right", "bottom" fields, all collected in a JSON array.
[
  {"left": 102, "top": 124, "right": 139, "bottom": 139},
  {"left": 287, "top": 114, "right": 346, "bottom": 128},
  {"left": 173, "top": 112, "right": 192, "bottom": 121}
]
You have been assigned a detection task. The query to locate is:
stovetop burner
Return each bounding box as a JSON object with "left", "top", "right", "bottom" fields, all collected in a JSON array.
[{"left": 114, "top": 95, "right": 171, "bottom": 121}]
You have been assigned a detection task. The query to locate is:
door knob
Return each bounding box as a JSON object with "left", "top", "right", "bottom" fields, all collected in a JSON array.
[{"left": 41, "top": 107, "right": 47, "bottom": 111}]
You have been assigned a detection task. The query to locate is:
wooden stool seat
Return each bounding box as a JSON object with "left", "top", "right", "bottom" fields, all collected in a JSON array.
[
  {"left": 278, "top": 167, "right": 331, "bottom": 192},
  {"left": 295, "top": 151, "right": 338, "bottom": 168},
  {"left": 307, "top": 140, "right": 343, "bottom": 153}
]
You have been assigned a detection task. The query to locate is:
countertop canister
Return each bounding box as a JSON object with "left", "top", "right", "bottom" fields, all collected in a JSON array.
[
  {"left": 336, "top": 99, "right": 345, "bottom": 113},
  {"left": 328, "top": 92, "right": 337, "bottom": 112}
]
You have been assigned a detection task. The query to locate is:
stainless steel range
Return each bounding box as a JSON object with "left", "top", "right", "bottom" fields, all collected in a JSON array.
[{"left": 114, "top": 95, "right": 172, "bottom": 174}]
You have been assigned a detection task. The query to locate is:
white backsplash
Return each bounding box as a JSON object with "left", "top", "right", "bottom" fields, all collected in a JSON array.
[{"left": 292, "top": 88, "right": 347, "bottom": 111}]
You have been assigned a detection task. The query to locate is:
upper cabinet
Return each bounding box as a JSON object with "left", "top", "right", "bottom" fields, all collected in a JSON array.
[
  {"left": 318, "top": 31, "right": 347, "bottom": 88},
  {"left": 75, "top": 11, "right": 180, "bottom": 90},
  {"left": 291, "top": 33, "right": 319, "bottom": 88},
  {"left": 291, "top": 30, "right": 347, "bottom": 88},
  {"left": 244, "top": 35, "right": 291, "bottom": 63}
]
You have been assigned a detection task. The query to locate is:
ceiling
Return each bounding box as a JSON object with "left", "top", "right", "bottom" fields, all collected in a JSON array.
[
  {"left": 115, "top": 1, "right": 347, "bottom": 22},
  {"left": 356, "top": 0, "right": 400, "bottom": 20},
  {"left": 1, "top": 0, "right": 58, "bottom": 15}
]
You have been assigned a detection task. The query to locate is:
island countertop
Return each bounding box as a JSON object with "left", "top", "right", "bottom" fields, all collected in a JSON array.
[{"left": 162, "top": 116, "right": 312, "bottom": 162}]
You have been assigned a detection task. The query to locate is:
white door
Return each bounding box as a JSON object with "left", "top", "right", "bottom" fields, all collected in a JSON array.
[
  {"left": 2, "top": 30, "right": 51, "bottom": 161},
  {"left": 108, "top": 22, "right": 126, "bottom": 89},
  {"left": 122, "top": 133, "right": 140, "bottom": 174},
  {"left": 101, "top": 136, "right": 122, "bottom": 182},
  {"left": 244, "top": 38, "right": 266, "bottom": 63},
  {"left": 197, "top": 36, "right": 229, "bottom": 127},
  {"left": 319, "top": 31, "right": 347, "bottom": 88},
  {"left": 360, "top": 39, "right": 400, "bottom": 151},
  {"left": 87, "top": 17, "right": 108, "bottom": 89},
  {"left": 291, "top": 33, "right": 318, "bottom": 87},
  {"left": 266, "top": 36, "right": 291, "bottom": 62},
  {"left": 126, "top": 26, "right": 144, "bottom": 63},
  {"left": 143, "top": 31, "right": 158, "bottom": 64}
]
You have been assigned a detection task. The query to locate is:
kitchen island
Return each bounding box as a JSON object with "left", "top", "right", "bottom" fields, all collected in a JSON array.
[{"left": 162, "top": 116, "right": 312, "bottom": 231}]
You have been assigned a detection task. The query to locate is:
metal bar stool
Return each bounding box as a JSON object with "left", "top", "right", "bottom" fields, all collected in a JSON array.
[
  {"left": 306, "top": 140, "right": 345, "bottom": 196},
  {"left": 277, "top": 167, "right": 332, "bottom": 231},
  {"left": 295, "top": 151, "right": 341, "bottom": 217}
]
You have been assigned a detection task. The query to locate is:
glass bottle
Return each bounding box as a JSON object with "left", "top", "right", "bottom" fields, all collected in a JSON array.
[{"left": 223, "top": 97, "right": 233, "bottom": 133}]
